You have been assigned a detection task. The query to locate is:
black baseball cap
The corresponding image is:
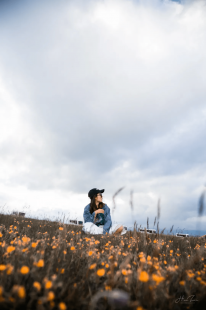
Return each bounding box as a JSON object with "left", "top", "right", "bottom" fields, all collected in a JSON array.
[{"left": 88, "top": 188, "right": 104, "bottom": 200}]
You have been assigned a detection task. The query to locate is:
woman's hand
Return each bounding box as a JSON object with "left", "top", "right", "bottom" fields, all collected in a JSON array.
[{"left": 95, "top": 209, "right": 104, "bottom": 215}]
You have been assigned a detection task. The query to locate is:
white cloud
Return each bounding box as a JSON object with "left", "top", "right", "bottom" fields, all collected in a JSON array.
[{"left": 0, "top": 0, "right": 206, "bottom": 229}]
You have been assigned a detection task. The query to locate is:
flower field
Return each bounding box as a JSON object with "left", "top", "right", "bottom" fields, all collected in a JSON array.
[{"left": 0, "top": 213, "right": 206, "bottom": 310}]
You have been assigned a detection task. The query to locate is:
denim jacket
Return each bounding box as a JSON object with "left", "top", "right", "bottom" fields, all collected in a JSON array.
[
  {"left": 95, "top": 213, "right": 105, "bottom": 226},
  {"left": 83, "top": 203, "right": 112, "bottom": 235}
]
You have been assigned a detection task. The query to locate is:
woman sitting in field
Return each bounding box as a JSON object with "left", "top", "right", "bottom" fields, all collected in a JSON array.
[{"left": 82, "top": 188, "right": 127, "bottom": 236}]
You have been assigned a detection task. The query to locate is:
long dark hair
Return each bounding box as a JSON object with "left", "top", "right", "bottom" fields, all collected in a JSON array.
[{"left": 89, "top": 194, "right": 105, "bottom": 214}]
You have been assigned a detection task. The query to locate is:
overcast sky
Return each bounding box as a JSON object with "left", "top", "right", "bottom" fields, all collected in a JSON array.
[{"left": 0, "top": 0, "right": 206, "bottom": 231}]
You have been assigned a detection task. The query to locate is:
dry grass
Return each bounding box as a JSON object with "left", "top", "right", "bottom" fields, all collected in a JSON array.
[{"left": 0, "top": 213, "right": 206, "bottom": 310}]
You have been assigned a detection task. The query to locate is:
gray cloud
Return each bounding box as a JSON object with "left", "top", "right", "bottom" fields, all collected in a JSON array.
[{"left": 0, "top": 0, "right": 206, "bottom": 229}]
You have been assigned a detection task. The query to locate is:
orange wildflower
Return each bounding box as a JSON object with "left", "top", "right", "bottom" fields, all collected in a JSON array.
[
  {"left": 59, "top": 302, "right": 67, "bottom": 310},
  {"left": 22, "top": 237, "right": 30, "bottom": 243},
  {"left": 20, "top": 266, "right": 30, "bottom": 274},
  {"left": 88, "top": 251, "right": 93, "bottom": 256},
  {"left": 36, "top": 259, "right": 44, "bottom": 267},
  {"left": 97, "top": 269, "right": 105, "bottom": 277},
  {"left": 18, "top": 286, "right": 26, "bottom": 298},
  {"left": 89, "top": 263, "right": 97, "bottom": 270},
  {"left": 140, "top": 257, "right": 146, "bottom": 263},
  {"left": 0, "top": 265, "right": 6, "bottom": 271},
  {"left": 7, "top": 246, "right": 15, "bottom": 253},
  {"left": 179, "top": 281, "right": 185, "bottom": 286},
  {"left": 22, "top": 247, "right": 29, "bottom": 252},
  {"left": 45, "top": 281, "right": 52, "bottom": 289},
  {"left": 122, "top": 269, "right": 128, "bottom": 276},
  {"left": 139, "top": 271, "right": 149, "bottom": 282},
  {"left": 59, "top": 227, "right": 63, "bottom": 230},
  {"left": 187, "top": 271, "right": 195, "bottom": 278},
  {"left": 152, "top": 274, "right": 165, "bottom": 284},
  {"left": 70, "top": 246, "right": 75, "bottom": 251},
  {"left": 47, "top": 291, "right": 55, "bottom": 301},
  {"left": 6, "top": 264, "right": 14, "bottom": 274},
  {"left": 33, "top": 282, "right": 41, "bottom": 291}
]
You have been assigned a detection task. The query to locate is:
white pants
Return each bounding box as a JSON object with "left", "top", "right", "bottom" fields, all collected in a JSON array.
[{"left": 82, "top": 222, "right": 127, "bottom": 235}]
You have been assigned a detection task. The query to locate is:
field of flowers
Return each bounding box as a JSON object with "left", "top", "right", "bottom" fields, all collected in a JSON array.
[{"left": 0, "top": 213, "right": 206, "bottom": 310}]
